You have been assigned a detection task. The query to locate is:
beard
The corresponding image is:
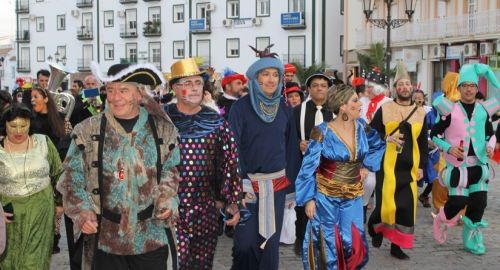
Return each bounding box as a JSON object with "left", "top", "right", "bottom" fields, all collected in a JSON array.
[{"left": 397, "top": 93, "right": 412, "bottom": 102}]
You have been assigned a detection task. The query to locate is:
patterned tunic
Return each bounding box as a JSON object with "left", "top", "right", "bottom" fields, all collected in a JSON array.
[{"left": 165, "top": 105, "right": 241, "bottom": 270}]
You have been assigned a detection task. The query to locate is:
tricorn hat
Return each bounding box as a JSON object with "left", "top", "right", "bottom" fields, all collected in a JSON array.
[
  {"left": 91, "top": 62, "right": 165, "bottom": 88},
  {"left": 169, "top": 58, "right": 205, "bottom": 81},
  {"left": 365, "top": 67, "right": 387, "bottom": 86}
]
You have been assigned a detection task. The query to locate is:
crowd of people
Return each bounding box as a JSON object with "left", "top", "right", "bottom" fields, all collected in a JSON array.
[{"left": 0, "top": 45, "right": 499, "bottom": 270}]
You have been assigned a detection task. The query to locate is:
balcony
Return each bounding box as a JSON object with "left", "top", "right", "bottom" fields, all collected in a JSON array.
[
  {"left": 16, "top": 0, "right": 29, "bottom": 13},
  {"left": 356, "top": 9, "right": 500, "bottom": 48},
  {"left": 76, "top": 0, "right": 93, "bottom": 8},
  {"left": 189, "top": 18, "right": 211, "bottom": 34},
  {"left": 16, "top": 30, "right": 30, "bottom": 43},
  {"left": 120, "top": 57, "right": 138, "bottom": 65},
  {"left": 77, "top": 26, "right": 93, "bottom": 40},
  {"left": 77, "top": 58, "right": 92, "bottom": 72},
  {"left": 120, "top": 0, "right": 137, "bottom": 4},
  {"left": 281, "top": 12, "right": 306, "bottom": 29},
  {"left": 17, "top": 60, "right": 30, "bottom": 73},
  {"left": 143, "top": 21, "right": 161, "bottom": 37},
  {"left": 120, "top": 23, "right": 138, "bottom": 38}
]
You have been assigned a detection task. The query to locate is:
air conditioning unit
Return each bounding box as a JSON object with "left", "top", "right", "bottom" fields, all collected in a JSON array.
[
  {"left": 252, "top": 18, "right": 262, "bottom": 26},
  {"left": 480, "top": 42, "right": 494, "bottom": 56},
  {"left": 429, "top": 45, "right": 445, "bottom": 58},
  {"left": 222, "top": 19, "right": 232, "bottom": 27},
  {"left": 463, "top": 43, "right": 478, "bottom": 57},
  {"left": 71, "top": 10, "right": 80, "bottom": 17},
  {"left": 206, "top": 3, "right": 215, "bottom": 11},
  {"left": 117, "top": 11, "right": 125, "bottom": 18}
]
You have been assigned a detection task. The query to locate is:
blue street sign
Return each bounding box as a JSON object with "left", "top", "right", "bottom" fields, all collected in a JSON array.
[
  {"left": 189, "top": 19, "right": 206, "bottom": 31},
  {"left": 281, "top": 12, "right": 301, "bottom": 25}
]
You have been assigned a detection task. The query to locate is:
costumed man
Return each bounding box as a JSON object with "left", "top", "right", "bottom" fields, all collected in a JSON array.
[
  {"left": 360, "top": 67, "right": 392, "bottom": 223},
  {"left": 292, "top": 72, "right": 334, "bottom": 256},
  {"left": 368, "top": 61, "right": 428, "bottom": 260},
  {"left": 164, "top": 58, "right": 242, "bottom": 269},
  {"left": 217, "top": 68, "right": 247, "bottom": 119},
  {"left": 57, "top": 62, "right": 180, "bottom": 270},
  {"left": 431, "top": 63, "right": 499, "bottom": 255},
  {"left": 229, "top": 45, "right": 301, "bottom": 270},
  {"left": 284, "top": 63, "right": 297, "bottom": 84}
]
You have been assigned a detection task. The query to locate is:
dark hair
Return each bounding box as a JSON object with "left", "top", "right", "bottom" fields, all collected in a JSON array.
[
  {"left": 355, "top": 84, "right": 365, "bottom": 95},
  {"left": 31, "top": 87, "right": 65, "bottom": 138},
  {"left": 36, "top": 69, "right": 50, "bottom": 79},
  {"left": 0, "top": 90, "right": 13, "bottom": 114},
  {"left": 73, "top": 79, "right": 84, "bottom": 89},
  {"left": 0, "top": 103, "right": 34, "bottom": 136},
  {"left": 475, "top": 91, "right": 485, "bottom": 100}
]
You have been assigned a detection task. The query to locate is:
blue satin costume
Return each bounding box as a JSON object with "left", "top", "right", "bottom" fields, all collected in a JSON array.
[{"left": 296, "top": 120, "right": 385, "bottom": 270}]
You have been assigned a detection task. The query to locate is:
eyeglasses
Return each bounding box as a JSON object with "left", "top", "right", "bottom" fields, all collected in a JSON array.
[
  {"left": 219, "top": 207, "right": 252, "bottom": 224},
  {"left": 460, "top": 83, "right": 477, "bottom": 89},
  {"left": 174, "top": 79, "right": 204, "bottom": 89}
]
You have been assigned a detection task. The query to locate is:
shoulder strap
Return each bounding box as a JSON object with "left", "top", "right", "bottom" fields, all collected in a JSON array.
[
  {"left": 388, "top": 105, "right": 419, "bottom": 137},
  {"left": 300, "top": 101, "right": 307, "bottom": 140},
  {"left": 148, "top": 114, "right": 162, "bottom": 185}
]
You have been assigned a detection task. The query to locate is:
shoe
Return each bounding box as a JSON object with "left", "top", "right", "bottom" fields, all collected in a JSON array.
[
  {"left": 462, "top": 216, "right": 488, "bottom": 255},
  {"left": 390, "top": 243, "right": 410, "bottom": 260},
  {"left": 225, "top": 225, "right": 234, "bottom": 238},
  {"left": 53, "top": 234, "right": 61, "bottom": 254},
  {"left": 367, "top": 218, "right": 382, "bottom": 248},
  {"left": 418, "top": 195, "right": 431, "bottom": 208},
  {"left": 433, "top": 207, "right": 460, "bottom": 244},
  {"left": 294, "top": 239, "right": 302, "bottom": 257}
]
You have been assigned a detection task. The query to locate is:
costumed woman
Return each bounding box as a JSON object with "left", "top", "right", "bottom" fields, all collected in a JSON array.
[
  {"left": 0, "top": 103, "right": 63, "bottom": 269},
  {"left": 295, "top": 84, "right": 385, "bottom": 269}
]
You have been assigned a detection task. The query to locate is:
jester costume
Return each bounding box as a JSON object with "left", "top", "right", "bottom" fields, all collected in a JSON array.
[
  {"left": 431, "top": 96, "right": 497, "bottom": 254},
  {"left": 165, "top": 104, "right": 241, "bottom": 269},
  {"left": 295, "top": 119, "right": 385, "bottom": 270},
  {"left": 368, "top": 101, "right": 428, "bottom": 249}
]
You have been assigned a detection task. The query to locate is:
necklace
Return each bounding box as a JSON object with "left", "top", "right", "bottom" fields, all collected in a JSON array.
[
  {"left": 259, "top": 101, "right": 279, "bottom": 116},
  {"left": 4, "top": 137, "right": 31, "bottom": 190}
]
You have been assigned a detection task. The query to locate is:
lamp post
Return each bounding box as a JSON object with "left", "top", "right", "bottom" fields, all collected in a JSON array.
[{"left": 362, "top": 0, "right": 417, "bottom": 82}]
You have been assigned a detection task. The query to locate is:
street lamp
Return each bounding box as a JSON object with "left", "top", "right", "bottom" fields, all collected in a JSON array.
[
  {"left": 47, "top": 55, "right": 53, "bottom": 62},
  {"left": 362, "top": 0, "right": 417, "bottom": 82}
]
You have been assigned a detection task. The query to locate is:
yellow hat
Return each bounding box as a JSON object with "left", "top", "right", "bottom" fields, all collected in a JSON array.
[
  {"left": 442, "top": 72, "right": 460, "bottom": 102},
  {"left": 169, "top": 58, "right": 205, "bottom": 81},
  {"left": 21, "top": 82, "right": 32, "bottom": 89}
]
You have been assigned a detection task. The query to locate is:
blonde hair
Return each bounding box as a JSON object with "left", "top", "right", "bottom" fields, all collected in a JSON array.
[{"left": 325, "top": 84, "right": 356, "bottom": 115}]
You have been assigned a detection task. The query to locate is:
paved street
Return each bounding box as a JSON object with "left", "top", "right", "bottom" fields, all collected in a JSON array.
[{"left": 51, "top": 164, "right": 500, "bottom": 270}]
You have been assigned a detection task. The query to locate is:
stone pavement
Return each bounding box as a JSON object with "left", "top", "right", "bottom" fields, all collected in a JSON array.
[{"left": 51, "top": 164, "right": 500, "bottom": 269}]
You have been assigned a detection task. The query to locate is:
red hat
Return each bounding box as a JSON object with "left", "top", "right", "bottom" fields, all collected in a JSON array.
[
  {"left": 351, "top": 77, "right": 365, "bottom": 87},
  {"left": 283, "top": 82, "right": 304, "bottom": 100},
  {"left": 221, "top": 68, "right": 247, "bottom": 89},
  {"left": 284, "top": 63, "right": 297, "bottom": 74}
]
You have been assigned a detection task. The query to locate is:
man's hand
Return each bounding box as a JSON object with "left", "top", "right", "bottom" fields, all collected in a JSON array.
[
  {"left": 299, "top": 140, "right": 308, "bottom": 153},
  {"left": 448, "top": 146, "right": 464, "bottom": 159},
  {"left": 79, "top": 210, "right": 98, "bottom": 234},
  {"left": 241, "top": 193, "right": 255, "bottom": 208},
  {"left": 224, "top": 203, "right": 240, "bottom": 227},
  {"left": 156, "top": 209, "right": 173, "bottom": 220},
  {"left": 81, "top": 220, "right": 98, "bottom": 234}
]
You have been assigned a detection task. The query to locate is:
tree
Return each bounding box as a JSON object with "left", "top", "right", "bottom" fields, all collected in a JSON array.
[
  {"left": 292, "top": 62, "right": 326, "bottom": 86},
  {"left": 357, "top": 42, "right": 388, "bottom": 75}
]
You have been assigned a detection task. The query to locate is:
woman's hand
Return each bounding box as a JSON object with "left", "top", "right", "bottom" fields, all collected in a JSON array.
[
  {"left": 416, "top": 168, "right": 424, "bottom": 181},
  {"left": 224, "top": 203, "right": 240, "bottom": 227},
  {"left": 305, "top": 200, "right": 316, "bottom": 220},
  {"left": 299, "top": 140, "right": 308, "bottom": 153},
  {"left": 3, "top": 212, "right": 13, "bottom": 224},
  {"left": 360, "top": 168, "right": 369, "bottom": 182}
]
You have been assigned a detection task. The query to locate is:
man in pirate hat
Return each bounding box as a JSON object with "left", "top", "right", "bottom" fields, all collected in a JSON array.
[
  {"left": 164, "top": 58, "right": 242, "bottom": 270},
  {"left": 57, "top": 62, "right": 180, "bottom": 270},
  {"left": 431, "top": 63, "right": 499, "bottom": 255},
  {"left": 368, "top": 61, "right": 428, "bottom": 260}
]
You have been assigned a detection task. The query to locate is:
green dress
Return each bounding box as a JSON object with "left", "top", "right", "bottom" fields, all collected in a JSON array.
[{"left": 0, "top": 134, "right": 62, "bottom": 270}]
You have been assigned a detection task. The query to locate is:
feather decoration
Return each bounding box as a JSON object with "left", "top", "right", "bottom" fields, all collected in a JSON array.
[
  {"left": 248, "top": 44, "right": 279, "bottom": 58},
  {"left": 223, "top": 67, "right": 237, "bottom": 78},
  {"left": 317, "top": 225, "right": 328, "bottom": 270},
  {"left": 307, "top": 226, "right": 315, "bottom": 270}
]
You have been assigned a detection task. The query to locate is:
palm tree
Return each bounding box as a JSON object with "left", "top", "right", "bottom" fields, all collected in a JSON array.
[
  {"left": 292, "top": 62, "right": 326, "bottom": 86},
  {"left": 357, "top": 42, "right": 388, "bottom": 75}
]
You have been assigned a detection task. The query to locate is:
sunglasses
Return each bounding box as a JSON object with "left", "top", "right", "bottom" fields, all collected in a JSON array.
[{"left": 219, "top": 207, "right": 252, "bottom": 224}]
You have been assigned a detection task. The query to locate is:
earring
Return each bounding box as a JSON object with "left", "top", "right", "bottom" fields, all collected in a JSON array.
[{"left": 341, "top": 112, "right": 349, "bottom": 121}]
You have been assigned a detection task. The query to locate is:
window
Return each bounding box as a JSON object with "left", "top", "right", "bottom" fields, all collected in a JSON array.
[
  {"left": 256, "top": 37, "right": 270, "bottom": 52},
  {"left": 339, "top": 35, "right": 344, "bottom": 56},
  {"left": 81, "top": 12, "right": 93, "bottom": 35},
  {"left": 289, "top": 0, "right": 305, "bottom": 12},
  {"left": 173, "top": 41, "right": 185, "bottom": 59},
  {"left": 173, "top": 5, "right": 184, "bottom": 23},
  {"left": 57, "top": 46, "right": 67, "bottom": 61},
  {"left": 125, "top": 9, "right": 137, "bottom": 32},
  {"left": 36, "top": 17, "right": 45, "bottom": 32},
  {"left": 196, "top": 40, "right": 210, "bottom": 66},
  {"left": 256, "top": 0, "right": 270, "bottom": 17},
  {"left": 126, "top": 43, "right": 137, "bottom": 63},
  {"left": 288, "top": 36, "right": 305, "bottom": 66},
  {"left": 149, "top": 42, "right": 161, "bottom": 70},
  {"left": 226, "top": 38, "right": 240, "bottom": 58},
  {"left": 19, "top": 47, "right": 30, "bottom": 71},
  {"left": 340, "top": 0, "right": 344, "bottom": 15},
  {"left": 149, "top": 7, "right": 161, "bottom": 23},
  {"left": 104, "top": 44, "right": 114, "bottom": 60},
  {"left": 37, "top": 47, "right": 45, "bottom": 62},
  {"left": 227, "top": 0, "right": 240, "bottom": 19},
  {"left": 57, "top": 15, "right": 65, "bottom": 30},
  {"left": 104, "top": 11, "right": 114, "bottom": 27}
]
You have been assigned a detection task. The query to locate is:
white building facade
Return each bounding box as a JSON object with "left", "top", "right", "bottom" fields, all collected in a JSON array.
[
  {"left": 15, "top": 0, "right": 345, "bottom": 82},
  {"left": 345, "top": 0, "right": 500, "bottom": 100}
]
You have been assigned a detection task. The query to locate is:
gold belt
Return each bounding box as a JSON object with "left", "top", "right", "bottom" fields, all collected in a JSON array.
[{"left": 316, "top": 173, "right": 364, "bottom": 199}]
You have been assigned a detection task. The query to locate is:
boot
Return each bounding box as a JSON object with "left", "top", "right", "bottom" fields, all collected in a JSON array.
[
  {"left": 53, "top": 233, "right": 61, "bottom": 254},
  {"left": 294, "top": 238, "right": 302, "bottom": 257},
  {"left": 433, "top": 207, "right": 460, "bottom": 244},
  {"left": 462, "top": 216, "right": 488, "bottom": 255},
  {"left": 390, "top": 243, "right": 409, "bottom": 260},
  {"left": 367, "top": 217, "right": 382, "bottom": 248},
  {"left": 418, "top": 194, "right": 431, "bottom": 208}
]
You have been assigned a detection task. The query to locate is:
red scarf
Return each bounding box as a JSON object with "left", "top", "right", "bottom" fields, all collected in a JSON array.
[{"left": 366, "top": 94, "right": 385, "bottom": 121}]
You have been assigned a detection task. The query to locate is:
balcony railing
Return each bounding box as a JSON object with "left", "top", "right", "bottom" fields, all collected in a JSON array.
[
  {"left": 120, "top": 24, "right": 138, "bottom": 38},
  {"left": 357, "top": 9, "right": 500, "bottom": 47},
  {"left": 77, "top": 58, "right": 92, "bottom": 71},
  {"left": 120, "top": 57, "right": 138, "bottom": 64},
  {"left": 17, "top": 60, "right": 30, "bottom": 72},
  {"left": 143, "top": 22, "right": 161, "bottom": 37},
  {"left": 16, "top": 30, "right": 30, "bottom": 43},
  {"left": 76, "top": 0, "right": 93, "bottom": 8},
  {"left": 77, "top": 27, "right": 93, "bottom": 40},
  {"left": 120, "top": 0, "right": 137, "bottom": 4},
  {"left": 16, "top": 0, "right": 29, "bottom": 13}
]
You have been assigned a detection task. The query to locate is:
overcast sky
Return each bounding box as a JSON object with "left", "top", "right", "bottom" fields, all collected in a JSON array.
[{"left": 0, "top": 1, "right": 15, "bottom": 38}]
